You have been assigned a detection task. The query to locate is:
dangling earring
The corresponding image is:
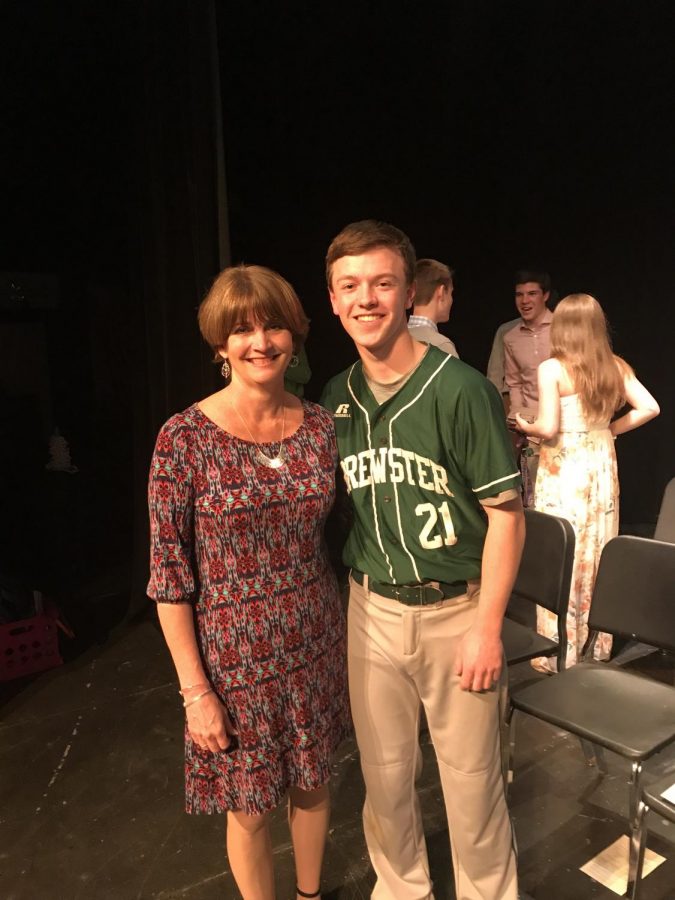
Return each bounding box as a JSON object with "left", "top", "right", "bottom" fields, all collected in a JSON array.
[
  {"left": 221, "top": 358, "right": 231, "bottom": 379},
  {"left": 288, "top": 354, "right": 299, "bottom": 368}
]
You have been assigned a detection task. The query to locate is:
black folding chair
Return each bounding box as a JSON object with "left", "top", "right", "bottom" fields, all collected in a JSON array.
[
  {"left": 507, "top": 535, "right": 675, "bottom": 897},
  {"left": 502, "top": 508, "right": 575, "bottom": 673},
  {"left": 654, "top": 476, "right": 675, "bottom": 543},
  {"left": 629, "top": 770, "right": 675, "bottom": 899}
]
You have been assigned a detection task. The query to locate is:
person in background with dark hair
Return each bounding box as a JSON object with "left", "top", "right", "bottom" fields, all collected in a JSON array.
[
  {"left": 407, "top": 258, "right": 459, "bottom": 357},
  {"left": 503, "top": 269, "right": 553, "bottom": 504},
  {"left": 504, "top": 269, "right": 553, "bottom": 413},
  {"left": 516, "top": 293, "right": 659, "bottom": 671},
  {"left": 147, "top": 264, "right": 350, "bottom": 900}
]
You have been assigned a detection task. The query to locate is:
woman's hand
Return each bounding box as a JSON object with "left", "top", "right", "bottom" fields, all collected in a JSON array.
[{"left": 186, "top": 690, "right": 238, "bottom": 752}]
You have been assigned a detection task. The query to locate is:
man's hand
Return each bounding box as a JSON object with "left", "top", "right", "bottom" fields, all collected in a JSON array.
[
  {"left": 459, "top": 497, "right": 523, "bottom": 692},
  {"left": 454, "top": 626, "right": 504, "bottom": 691}
]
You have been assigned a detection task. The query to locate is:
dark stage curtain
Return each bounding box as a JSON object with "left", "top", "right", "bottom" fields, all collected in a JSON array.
[
  {"left": 128, "top": 0, "right": 227, "bottom": 617},
  {"left": 213, "top": 2, "right": 674, "bottom": 528}
]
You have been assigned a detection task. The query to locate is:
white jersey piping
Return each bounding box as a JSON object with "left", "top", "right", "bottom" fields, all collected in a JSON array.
[
  {"left": 347, "top": 364, "right": 395, "bottom": 581},
  {"left": 473, "top": 472, "right": 520, "bottom": 494},
  {"left": 387, "top": 353, "right": 453, "bottom": 582}
]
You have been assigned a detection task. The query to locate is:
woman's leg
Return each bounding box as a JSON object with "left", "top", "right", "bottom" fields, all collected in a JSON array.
[
  {"left": 226, "top": 808, "right": 275, "bottom": 900},
  {"left": 288, "top": 783, "right": 330, "bottom": 899}
]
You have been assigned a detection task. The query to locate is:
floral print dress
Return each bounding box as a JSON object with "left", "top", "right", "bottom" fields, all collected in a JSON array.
[
  {"left": 533, "top": 394, "right": 618, "bottom": 670},
  {"left": 147, "top": 402, "right": 351, "bottom": 815}
]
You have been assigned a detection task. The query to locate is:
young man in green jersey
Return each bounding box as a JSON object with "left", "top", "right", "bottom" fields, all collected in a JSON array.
[{"left": 321, "top": 220, "right": 525, "bottom": 900}]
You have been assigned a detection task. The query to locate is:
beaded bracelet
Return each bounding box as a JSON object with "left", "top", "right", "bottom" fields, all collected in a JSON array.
[{"left": 183, "top": 688, "right": 214, "bottom": 709}]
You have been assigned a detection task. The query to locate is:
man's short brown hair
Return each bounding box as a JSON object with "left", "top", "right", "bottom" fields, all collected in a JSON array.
[
  {"left": 326, "top": 220, "right": 416, "bottom": 289},
  {"left": 414, "top": 259, "right": 454, "bottom": 307},
  {"left": 198, "top": 264, "right": 309, "bottom": 359}
]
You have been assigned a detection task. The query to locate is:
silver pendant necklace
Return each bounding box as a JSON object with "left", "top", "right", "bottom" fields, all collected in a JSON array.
[{"left": 231, "top": 402, "right": 286, "bottom": 469}]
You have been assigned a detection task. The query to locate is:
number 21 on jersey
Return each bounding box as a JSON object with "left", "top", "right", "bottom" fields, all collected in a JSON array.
[{"left": 415, "top": 501, "right": 457, "bottom": 549}]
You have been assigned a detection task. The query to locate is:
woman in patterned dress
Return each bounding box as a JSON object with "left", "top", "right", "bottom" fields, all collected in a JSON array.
[
  {"left": 515, "top": 294, "right": 659, "bottom": 671},
  {"left": 147, "top": 265, "right": 350, "bottom": 900}
]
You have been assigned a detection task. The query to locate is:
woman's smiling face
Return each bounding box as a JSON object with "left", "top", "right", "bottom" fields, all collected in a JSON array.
[{"left": 221, "top": 318, "right": 293, "bottom": 389}]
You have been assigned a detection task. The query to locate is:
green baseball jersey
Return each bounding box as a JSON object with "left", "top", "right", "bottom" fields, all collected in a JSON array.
[{"left": 321, "top": 346, "right": 521, "bottom": 586}]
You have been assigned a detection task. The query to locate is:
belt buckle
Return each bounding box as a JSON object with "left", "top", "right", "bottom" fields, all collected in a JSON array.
[
  {"left": 399, "top": 583, "right": 444, "bottom": 605},
  {"left": 421, "top": 583, "right": 444, "bottom": 603}
]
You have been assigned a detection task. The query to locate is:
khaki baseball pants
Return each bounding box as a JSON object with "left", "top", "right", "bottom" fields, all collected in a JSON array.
[{"left": 348, "top": 575, "right": 518, "bottom": 900}]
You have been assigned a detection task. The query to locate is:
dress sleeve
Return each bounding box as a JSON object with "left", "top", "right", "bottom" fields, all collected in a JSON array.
[{"left": 147, "top": 421, "right": 196, "bottom": 604}]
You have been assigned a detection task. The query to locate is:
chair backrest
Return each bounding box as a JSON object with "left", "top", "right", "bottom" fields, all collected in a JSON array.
[
  {"left": 588, "top": 535, "right": 675, "bottom": 652},
  {"left": 512, "top": 509, "right": 576, "bottom": 617},
  {"left": 654, "top": 477, "right": 675, "bottom": 543}
]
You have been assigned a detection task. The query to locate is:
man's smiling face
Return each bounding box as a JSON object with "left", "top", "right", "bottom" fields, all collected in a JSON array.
[
  {"left": 515, "top": 281, "right": 549, "bottom": 325},
  {"left": 329, "top": 246, "right": 414, "bottom": 356}
]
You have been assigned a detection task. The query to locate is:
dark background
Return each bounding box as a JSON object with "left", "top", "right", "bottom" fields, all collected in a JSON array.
[{"left": 2, "top": 1, "right": 673, "bottom": 641}]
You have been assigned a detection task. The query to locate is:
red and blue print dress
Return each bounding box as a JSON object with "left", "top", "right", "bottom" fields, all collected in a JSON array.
[{"left": 147, "top": 401, "right": 350, "bottom": 815}]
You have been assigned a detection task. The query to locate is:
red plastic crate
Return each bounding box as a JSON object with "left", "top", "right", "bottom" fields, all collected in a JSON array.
[{"left": 0, "top": 613, "right": 63, "bottom": 681}]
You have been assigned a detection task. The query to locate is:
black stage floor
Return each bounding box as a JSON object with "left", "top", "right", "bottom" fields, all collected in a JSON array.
[{"left": 2, "top": 601, "right": 675, "bottom": 900}]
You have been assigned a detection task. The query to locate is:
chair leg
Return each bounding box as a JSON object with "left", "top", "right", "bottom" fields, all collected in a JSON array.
[
  {"left": 556, "top": 641, "right": 567, "bottom": 674},
  {"left": 594, "top": 745, "right": 608, "bottom": 773},
  {"left": 579, "top": 739, "right": 608, "bottom": 773},
  {"left": 505, "top": 704, "right": 516, "bottom": 798},
  {"left": 628, "top": 761, "right": 643, "bottom": 829},
  {"left": 627, "top": 799, "right": 649, "bottom": 900}
]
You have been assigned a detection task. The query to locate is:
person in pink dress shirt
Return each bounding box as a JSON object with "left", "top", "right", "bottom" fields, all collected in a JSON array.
[{"left": 503, "top": 270, "right": 553, "bottom": 505}]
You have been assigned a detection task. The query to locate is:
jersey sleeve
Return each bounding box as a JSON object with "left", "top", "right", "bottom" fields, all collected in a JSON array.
[
  {"left": 479, "top": 487, "right": 520, "bottom": 507},
  {"left": 146, "top": 420, "right": 196, "bottom": 604},
  {"left": 452, "top": 374, "right": 521, "bottom": 503}
]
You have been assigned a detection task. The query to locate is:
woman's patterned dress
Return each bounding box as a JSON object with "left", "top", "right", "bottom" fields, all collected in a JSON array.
[
  {"left": 533, "top": 394, "right": 619, "bottom": 670},
  {"left": 147, "top": 401, "right": 351, "bottom": 815}
]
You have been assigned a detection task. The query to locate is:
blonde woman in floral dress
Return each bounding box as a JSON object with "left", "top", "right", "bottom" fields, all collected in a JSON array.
[{"left": 515, "top": 294, "right": 659, "bottom": 671}]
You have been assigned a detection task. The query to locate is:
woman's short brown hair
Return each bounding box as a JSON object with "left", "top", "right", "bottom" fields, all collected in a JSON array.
[{"left": 198, "top": 264, "right": 310, "bottom": 359}]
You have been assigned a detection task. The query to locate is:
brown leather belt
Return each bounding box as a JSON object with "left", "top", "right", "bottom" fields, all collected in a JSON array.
[{"left": 351, "top": 569, "right": 468, "bottom": 606}]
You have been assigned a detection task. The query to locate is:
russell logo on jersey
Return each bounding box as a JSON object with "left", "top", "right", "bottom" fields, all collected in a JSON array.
[{"left": 334, "top": 404, "right": 351, "bottom": 418}]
